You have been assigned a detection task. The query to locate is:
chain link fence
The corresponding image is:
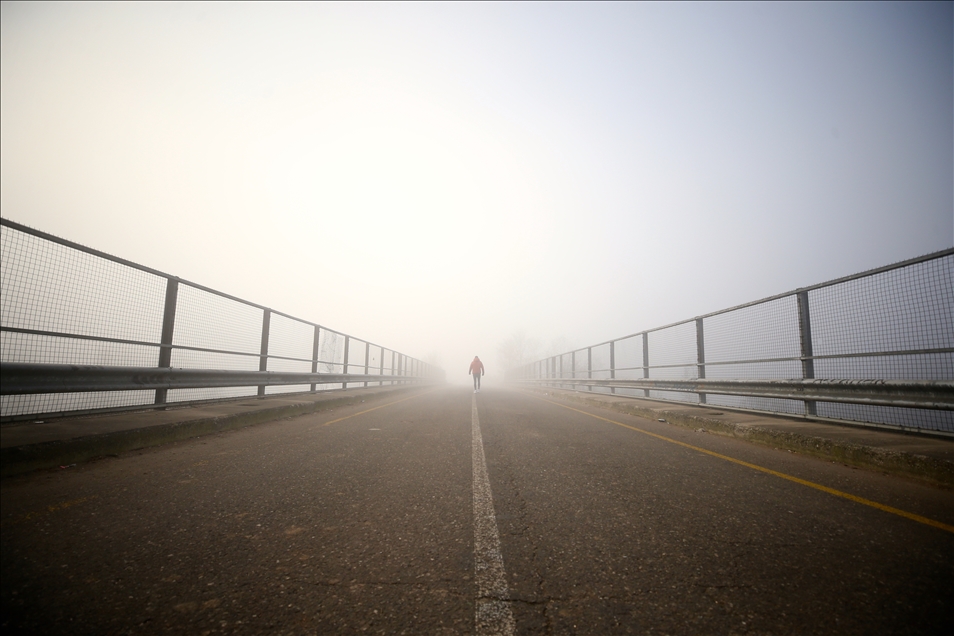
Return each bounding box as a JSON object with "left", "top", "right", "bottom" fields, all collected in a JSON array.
[
  {"left": 1, "top": 219, "right": 439, "bottom": 421},
  {"left": 515, "top": 249, "right": 954, "bottom": 435}
]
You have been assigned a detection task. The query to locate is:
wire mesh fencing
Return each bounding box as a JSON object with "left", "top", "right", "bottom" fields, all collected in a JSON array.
[
  {"left": 515, "top": 249, "right": 954, "bottom": 435},
  {"left": 1, "top": 219, "right": 438, "bottom": 421}
]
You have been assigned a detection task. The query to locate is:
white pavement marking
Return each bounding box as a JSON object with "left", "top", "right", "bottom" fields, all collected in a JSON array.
[{"left": 472, "top": 394, "right": 516, "bottom": 636}]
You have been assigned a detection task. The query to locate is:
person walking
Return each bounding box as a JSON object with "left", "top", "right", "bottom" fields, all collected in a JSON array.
[{"left": 469, "top": 356, "right": 485, "bottom": 393}]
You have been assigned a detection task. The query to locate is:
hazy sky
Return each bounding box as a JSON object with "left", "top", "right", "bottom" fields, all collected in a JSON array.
[{"left": 2, "top": 2, "right": 951, "bottom": 383}]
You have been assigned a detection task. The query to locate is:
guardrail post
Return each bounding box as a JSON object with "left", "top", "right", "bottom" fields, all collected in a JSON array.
[
  {"left": 155, "top": 277, "right": 179, "bottom": 405},
  {"left": 696, "top": 318, "right": 707, "bottom": 404},
  {"left": 587, "top": 347, "right": 592, "bottom": 392},
  {"left": 642, "top": 332, "right": 650, "bottom": 398},
  {"left": 797, "top": 291, "right": 817, "bottom": 416},
  {"left": 258, "top": 309, "right": 270, "bottom": 397},
  {"left": 610, "top": 340, "right": 616, "bottom": 394},
  {"left": 379, "top": 348, "right": 385, "bottom": 386},
  {"left": 342, "top": 335, "right": 350, "bottom": 389},
  {"left": 311, "top": 326, "right": 320, "bottom": 392},
  {"left": 364, "top": 342, "right": 370, "bottom": 387},
  {"left": 571, "top": 350, "right": 576, "bottom": 389}
]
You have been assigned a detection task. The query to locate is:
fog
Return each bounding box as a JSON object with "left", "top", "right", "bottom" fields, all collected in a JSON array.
[{"left": 2, "top": 2, "right": 951, "bottom": 385}]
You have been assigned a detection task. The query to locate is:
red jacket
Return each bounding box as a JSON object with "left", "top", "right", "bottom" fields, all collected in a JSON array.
[{"left": 469, "top": 358, "right": 484, "bottom": 376}]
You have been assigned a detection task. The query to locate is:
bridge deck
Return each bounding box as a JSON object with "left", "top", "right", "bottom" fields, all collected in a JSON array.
[{"left": 2, "top": 386, "right": 952, "bottom": 634}]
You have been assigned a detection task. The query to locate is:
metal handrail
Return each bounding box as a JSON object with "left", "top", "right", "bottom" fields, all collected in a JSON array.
[
  {"left": 564, "top": 247, "right": 954, "bottom": 350},
  {"left": 579, "top": 348, "right": 954, "bottom": 373},
  {"left": 515, "top": 249, "right": 952, "bottom": 432},
  {"left": 0, "top": 326, "right": 362, "bottom": 366},
  {"left": 0, "top": 217, "right": 407, "bottom": 356},
  {"left": 1, "top": 218, "right": 440, "bottom": 422}
]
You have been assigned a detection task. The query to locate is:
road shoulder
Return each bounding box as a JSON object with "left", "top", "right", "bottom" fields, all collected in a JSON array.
[{"left": 517, "top": 386, "right": 954, "bottom": 488}]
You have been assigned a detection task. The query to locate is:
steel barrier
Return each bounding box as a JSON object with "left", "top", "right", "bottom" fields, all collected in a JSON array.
[
  {"left": 513, "top": 249, "right": 954, "bottom": 436},
  {"left": 1, "top": 218, "right": 442, "bottom": 422}
]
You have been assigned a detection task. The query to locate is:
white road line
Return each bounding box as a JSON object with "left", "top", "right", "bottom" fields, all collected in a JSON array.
[{"left": 472, "top": 394, "right": 516, "bottom": 636}]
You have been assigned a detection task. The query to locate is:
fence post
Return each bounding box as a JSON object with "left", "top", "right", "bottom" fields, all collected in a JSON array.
[
  {"left": 587, "top": 347, "right": 592, "bottom": 391},
  {"left": 342, "top": 335, "right": 350, "bottom": 390},
  {"left": 379, "top": 348, "right": 385, "bottom": 386},
  {"left": 155, "top": 277, "right": 179, "bottom": 405},
  {"left": 258, "top": 309, "right": 270, "bottom": 397},
  {"left": 696, "top": 318, "right": 707, "bottom": 404},
  {"left": 797, "top": 291, "right": 817, "bottom": 416},
  {"left": 642, "top": 332, "right": 650, "bottom": 398},
  {"left": 571, "top": 350, "right": 576, "bottom": 389},
  {"left": 364, "top": 341, "right": 370, "bottom": 388},
  {"left": 311, "top": 326, "right": 320, "bottom": 392},
  {"left": 610, "top": 340, "right": 616, "bottom": 394}
]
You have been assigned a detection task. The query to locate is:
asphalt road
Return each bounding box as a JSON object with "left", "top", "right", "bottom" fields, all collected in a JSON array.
[{"left": 2, "top": 386, "right": 952, "bottom": 635}]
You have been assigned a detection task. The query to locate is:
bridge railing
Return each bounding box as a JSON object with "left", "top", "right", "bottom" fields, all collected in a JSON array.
[
  {"left": 0, "top": 218, "right": 441, "bottom": 422},
  {"left": 513, "top": 249, "right": 954, "bottom": 436}
]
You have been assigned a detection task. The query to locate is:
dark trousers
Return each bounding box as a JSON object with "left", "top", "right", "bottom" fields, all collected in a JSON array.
[{"left": 473, "top": 373, "right": 481, "bottom": 389}]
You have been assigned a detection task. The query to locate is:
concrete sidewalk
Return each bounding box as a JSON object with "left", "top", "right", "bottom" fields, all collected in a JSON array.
[
  {"left": 1, "top": 384, "right": 428, "bottom": 477},
  {"left": 520, "top": 386, "right": 954, "bottom": 489}
]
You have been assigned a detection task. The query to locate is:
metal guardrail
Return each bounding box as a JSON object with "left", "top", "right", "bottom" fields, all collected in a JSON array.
[
  {"left": 1, "top": 218, "right": 442, "bottom": 422},
  {"left": 517, "top": 378, "right": 954, "bottom": 411},
  {"left": 513, "top": 248, "right": 954, "bottom": 434},
  {"left": 1, "top": 363, "right": 413, "bottom": 395}
]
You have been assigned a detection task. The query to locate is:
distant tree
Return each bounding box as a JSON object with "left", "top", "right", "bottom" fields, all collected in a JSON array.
[{"left": 497, "top": 330, "right": 542, "bottom": 373}]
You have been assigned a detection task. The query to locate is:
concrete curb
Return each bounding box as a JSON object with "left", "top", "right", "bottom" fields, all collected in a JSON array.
[
  {"left": 523, "top": 387, "right": 954, "bottom": 489},
  {"left": 1, "top": 386, "right": 423, "bottom": 478}
]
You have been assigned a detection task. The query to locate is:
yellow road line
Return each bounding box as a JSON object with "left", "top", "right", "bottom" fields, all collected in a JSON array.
[
  {"left": 311, "top": 388, "right": 439, "bottom": 429},
  {"left": 1, "top": 496, "right": 98, "bottom": 528},
  {"left": 534, "top": 396, "right": 954, "bottom": 534}
]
